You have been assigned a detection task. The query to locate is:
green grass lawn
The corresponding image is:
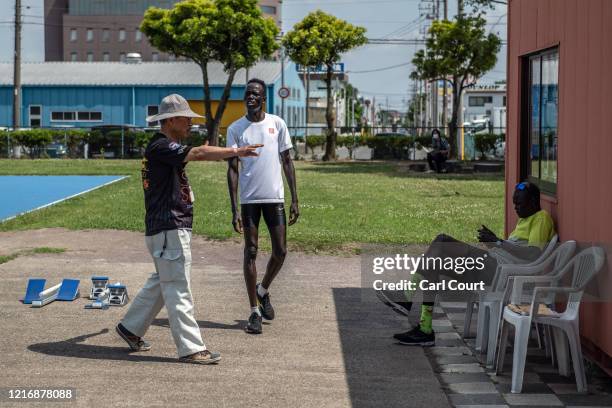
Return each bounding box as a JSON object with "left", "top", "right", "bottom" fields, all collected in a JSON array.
[{"left": 0, "top": 159, "right": 505, "bottom": 253}]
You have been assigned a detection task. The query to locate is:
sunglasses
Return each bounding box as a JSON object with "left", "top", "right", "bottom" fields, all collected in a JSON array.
[{"left": 516, "top": 182, "right": 527, "bottom": 191}]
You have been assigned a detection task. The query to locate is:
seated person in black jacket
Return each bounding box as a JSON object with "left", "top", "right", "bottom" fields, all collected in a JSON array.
[{"left": 426, "top": 128, "right": 449, "bottom": 173}]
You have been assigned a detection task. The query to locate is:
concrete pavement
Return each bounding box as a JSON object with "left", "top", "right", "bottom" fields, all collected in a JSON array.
[{"left": 0, "top": 229, "right": 450, "bottom": 408}]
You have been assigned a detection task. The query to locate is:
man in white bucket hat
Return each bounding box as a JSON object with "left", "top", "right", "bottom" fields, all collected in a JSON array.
[{"left": 116, "top": 94, "right": 262, "bottom": 364}]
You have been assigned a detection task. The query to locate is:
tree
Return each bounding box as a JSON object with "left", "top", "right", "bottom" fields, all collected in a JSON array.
[
  {"left": 464, "top": 0, "right": 506, "bottom": 12},
  {"left": 343, "top": 83, "right": 363, "bottom": 129},
  {"left": 141, "top": 0, "right": 278, "bottom": 145},
  {"left": 411, "top": 16, "right": 501, "bottom": 157},
  {"left": 283, "top": 11, "right": 367, "bottom": 161},
  {"left": 402, "top": 93, "right": 427, "bottom": 129},
  {"left": 12, "top": 129, "right": 52, "bottom": 158}
]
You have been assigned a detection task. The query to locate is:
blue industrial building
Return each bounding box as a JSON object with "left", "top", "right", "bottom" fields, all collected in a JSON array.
[{"left": 0, "top": 60, "right": 307, "bottom": 131}]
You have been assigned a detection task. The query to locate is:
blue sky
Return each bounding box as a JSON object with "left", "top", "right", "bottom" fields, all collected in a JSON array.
[
  {"left": 282, "top": 0, "right": 507, "bottom": 109},
  {"left": 0, "top": 0, "right": 45, "bottom": 63},
  {"left": 0, "top": 0, "right": 507, "bottom": 110}
]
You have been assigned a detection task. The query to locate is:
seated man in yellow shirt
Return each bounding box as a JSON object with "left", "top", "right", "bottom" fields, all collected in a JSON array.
[{"left": 377, "top": 181, "right": 555, "bottom": 346}]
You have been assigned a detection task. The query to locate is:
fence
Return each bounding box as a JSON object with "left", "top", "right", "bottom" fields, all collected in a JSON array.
[
  {"left": 0, "top": 127, "right": 210, "bottom": 160},
  {"left": 287, "top": 126, "right": 506, "bottom": 161},
  {"left": 0, "top": 126, "right": 506, "bottom": 161}
]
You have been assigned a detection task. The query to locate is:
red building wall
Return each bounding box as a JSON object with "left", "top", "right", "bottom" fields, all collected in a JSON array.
[{"left": 506, "top": 0, "right": 612, "bottom": 370}]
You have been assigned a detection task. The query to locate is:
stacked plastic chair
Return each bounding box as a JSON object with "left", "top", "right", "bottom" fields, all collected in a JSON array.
[
  {"left": 478, "top": 240, "right": 576, "bottom": 367},
  {"left": 496, "top": 247, "right": 606, "bottom": 393},
  {"left": 463, "top": 234, "right": 559, "bottom": 341}
]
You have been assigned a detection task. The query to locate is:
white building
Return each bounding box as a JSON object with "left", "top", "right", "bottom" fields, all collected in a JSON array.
[
  {"left": 304, "top": 78, "right": 347, "bottom": 132},
  {"left": 462, "top": 85, "right": 507, "bottom": 134}
]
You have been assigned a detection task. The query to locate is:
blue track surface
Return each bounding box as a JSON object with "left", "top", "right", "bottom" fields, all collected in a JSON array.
[{"left": 0, "top": 175, "right": 126, "bottom": 221}]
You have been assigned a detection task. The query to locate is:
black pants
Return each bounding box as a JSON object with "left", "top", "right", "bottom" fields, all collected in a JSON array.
[
  {"left": 427, "top": 151, "right": 448, "bottom": 172},
  {"left": 417, "top": 233, "right": 498, "bottom": 302},
  {"left": 241, "top": 203, "right": 286, "bottom": 229}
]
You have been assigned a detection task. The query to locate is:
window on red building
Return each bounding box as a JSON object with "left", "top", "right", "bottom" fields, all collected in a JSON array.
[{"left": 522, "top": 47, "right": 558, "bottom": 195}]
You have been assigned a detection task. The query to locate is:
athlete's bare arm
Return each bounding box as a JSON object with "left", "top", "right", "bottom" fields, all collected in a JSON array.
[
  {"left": 280, "top": 150, "right": 299, "bottom": 225},
  {"left": 227, "top": 157, "right": 242, "bottom": 233}
]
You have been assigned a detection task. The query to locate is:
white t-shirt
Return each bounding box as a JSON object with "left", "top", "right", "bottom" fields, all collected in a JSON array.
[{"left": 227, "top": 113, "right": 293, "bottom": 204}]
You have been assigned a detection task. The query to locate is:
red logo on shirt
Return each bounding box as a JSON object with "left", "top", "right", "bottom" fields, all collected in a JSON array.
[{"left": 269, "top": 128, "right": 275, "bottom": 134}]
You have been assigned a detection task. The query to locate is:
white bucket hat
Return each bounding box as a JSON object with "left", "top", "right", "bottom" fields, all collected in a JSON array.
[{"left": 146, "top": 94, "right": 204, "bottom": 122}]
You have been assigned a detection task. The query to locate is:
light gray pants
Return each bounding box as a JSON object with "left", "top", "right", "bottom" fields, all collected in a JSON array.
[{"left": 121, "top": 229, "right": 206, "bottom": 358}]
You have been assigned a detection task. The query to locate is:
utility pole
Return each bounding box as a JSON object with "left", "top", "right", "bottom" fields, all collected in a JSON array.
[
  {"left": 280, "top": 35, "right": 285, "bottom": 120},
  {"left": 13, "top": 0, "right": 22, "bottom": 130},
  {"left": 351, "top": 97, "right": 355, "bottom": 129},
  {"left": 386, "top": 96, "right": 389, "bottom": 128},
  {"left": 457, "top": 0, "right": 465, "bottom": 155},
  {"left": 431, "top": 0, "right": 440, "bottom": 129},
  {"left": 419, "top": 0, "right": 436, "bottom": 131},
  {"left": 418, "top": 80, "right": 424, "bottom": 135},
  {"left": 305, "top": 66, "right": 310, "bottom": 138},
  {"left": 442, "top": 0, "right": 448, "bottom": 136}
]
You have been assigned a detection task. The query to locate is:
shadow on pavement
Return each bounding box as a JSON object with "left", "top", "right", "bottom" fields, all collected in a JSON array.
[
  {"left": 152, "top": 318, "right": 247, "bottom": 331},
  {"left": 333, "top": 287, "right": 450, "bottom": 408},
  {"left": 27, "top": 328, "right": 178, "bottom": 363}
]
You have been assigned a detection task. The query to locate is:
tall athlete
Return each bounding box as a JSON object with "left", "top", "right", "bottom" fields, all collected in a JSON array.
[{"left": 227, "top": 78, "right": 299, "bottom": 334}]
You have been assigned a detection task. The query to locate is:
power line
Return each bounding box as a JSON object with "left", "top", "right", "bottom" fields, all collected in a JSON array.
[
  {"left": 488, "top": 12, "right": 507, "bottom": 33},
  {"left": 359, "top": 90, "right": 412, "bottom": 96},
  {"left": 347, "top": 61, "right": 412, "bottom": 74},
  {"left": 381, "top": 16, "right": 425, "bottom": 39},
  {"left": 284, "top": 0, "right": 419, "bottom": 4},
  {"left": 367, "top": 37, "right": 507, "bottom": 45},
  {"left": 282, "top": 18, "right": 420, "bottom": 24}
]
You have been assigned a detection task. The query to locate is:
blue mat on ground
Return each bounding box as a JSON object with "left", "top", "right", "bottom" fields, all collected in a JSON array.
[
  {"left": 0, "top": 175, "right": 126, "bottom": 221},
  {"left": 22, "top": 279, "right": 46, "bottom": 304},
  {"left": 57, "top": 279, "right": 80, "bottom": 301}
]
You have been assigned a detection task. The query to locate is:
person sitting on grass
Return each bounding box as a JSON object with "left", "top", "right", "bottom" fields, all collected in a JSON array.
[
  {"left": 426, "top": 129, "right": 449, "bottom": 173},
  {"left": 376, "top": 181, "right": 555, "bottom": 346}
]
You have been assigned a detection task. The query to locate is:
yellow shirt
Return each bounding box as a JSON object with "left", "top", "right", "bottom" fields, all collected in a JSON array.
[{"left": 508, "top": 210, "right": 555, "bottom": 249}]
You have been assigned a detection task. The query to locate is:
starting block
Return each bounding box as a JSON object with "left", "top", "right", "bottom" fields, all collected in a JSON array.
[
  {"left": 108, "top": 283, "right": 129, "bottom": 306},
  {"left": 85, "top": 289, "right": 110, "bottom": 309},
  {"left": 22, "top": 279, "right": 47, "bottom": 304},
  {"left": 22, "top": 278, "right": 80, "bottom": 308},
  {"left": 85, "top": 279, "right": 128, "bottom": 309},
  {"left": 89, "top": 276, "right": 110, "bottom": 300}
]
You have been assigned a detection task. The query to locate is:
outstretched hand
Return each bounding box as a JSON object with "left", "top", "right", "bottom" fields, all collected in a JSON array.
[
  {"left": 288, "top": 202, "right": 299, "bottom": 226},
  {"left": 237, "top": 144, "right": 263, "bottom": 157},
  {"left": 478, "top": 224, "right": 500, "bottom": 243}
]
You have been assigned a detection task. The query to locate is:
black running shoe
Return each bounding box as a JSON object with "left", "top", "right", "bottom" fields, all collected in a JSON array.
[
  {"left": 394, "top": 325, "right": 435, "bottom": 346},
  {"left": 245, "top": 312, "right": 262, "bottom": 334},
  {"left": 375, "top": 289, "right": 412, "bottom": 317},
  {"left": 116, "top": 323, "right": 152, "bottom": 351},
  {"left": 256, "top": 283, "right": 275, "bottom": 320}
]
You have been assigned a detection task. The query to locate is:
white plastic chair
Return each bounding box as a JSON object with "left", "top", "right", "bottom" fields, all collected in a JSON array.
[
  {"left": 496, "top": 247, "right": 605, "bottom": 393},
  {"left": 478, "top": 240, "right": 576, "bottom": 367},
  {"left": 464, "top": 234, "right": 559, "bottom": 342},
  {"left": 488, "top": 234, "right": 559, "bottom": 265}
]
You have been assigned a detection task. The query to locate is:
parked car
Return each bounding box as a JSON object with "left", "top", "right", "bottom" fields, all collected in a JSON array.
[
  {"left": 375, "top": 132, "right": 407, "bottom": 138},
  {"left": 46, "top": 142, "right": 67, "bottom": 158},
  {"left": 494, "top": 140, "right": 506, "bottom": 158}
]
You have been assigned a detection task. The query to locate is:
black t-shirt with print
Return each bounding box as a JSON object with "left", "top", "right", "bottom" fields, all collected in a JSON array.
[{"left": 142, "top": 133, "right": 193, "bottom": 236}]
